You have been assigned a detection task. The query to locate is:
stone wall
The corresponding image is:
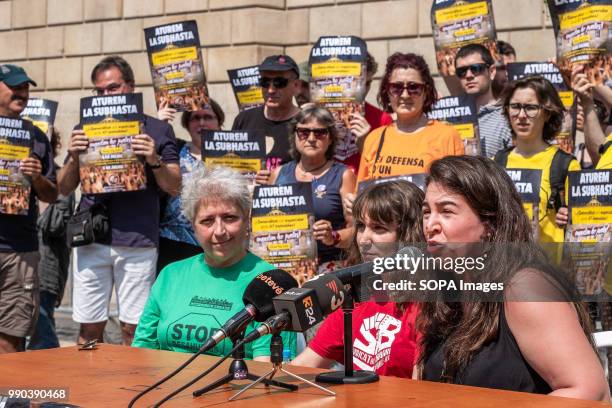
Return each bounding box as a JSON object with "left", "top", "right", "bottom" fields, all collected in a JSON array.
[{"left": 0, "top": 0, "right": 555, "bottom": 158}]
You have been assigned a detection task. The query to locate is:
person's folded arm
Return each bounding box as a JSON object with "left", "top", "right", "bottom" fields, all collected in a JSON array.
[{"left": 506, "top": 299, "right": 610, "bottom": 401}]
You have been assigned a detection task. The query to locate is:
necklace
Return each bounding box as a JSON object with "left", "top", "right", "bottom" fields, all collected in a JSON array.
[{"left": 298, "top": 160, "right": 329, "bottom": 180}]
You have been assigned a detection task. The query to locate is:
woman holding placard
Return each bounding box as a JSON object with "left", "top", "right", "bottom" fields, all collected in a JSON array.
[{"left": 156, "top": 99, "right": 225, "bottom": 272}]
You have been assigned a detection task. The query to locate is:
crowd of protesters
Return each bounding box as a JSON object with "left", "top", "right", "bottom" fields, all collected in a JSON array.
[{"left": 0, "top": 34, "right": 611, "bottom": 401}]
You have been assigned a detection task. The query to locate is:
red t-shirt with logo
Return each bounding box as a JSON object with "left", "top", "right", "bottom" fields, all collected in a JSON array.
[
  {"left": 308, "top": 301, "right": 419, "bottom": 378},
  {"left": 338, "top": 102, "right": 393, "bottom": 173}
]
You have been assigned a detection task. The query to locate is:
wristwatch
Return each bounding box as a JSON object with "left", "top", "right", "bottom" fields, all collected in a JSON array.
[{"left": 149, "top": 155, "right": 163, "bottom": 169}]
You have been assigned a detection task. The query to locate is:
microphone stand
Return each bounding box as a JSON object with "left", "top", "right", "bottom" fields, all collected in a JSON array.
[
  {"left": 315, "top": 292, "right": 379, "bottom": 384},
  {"left": 192, "top": 332, "right": 295, "bottom": 397},
  {"left": 230, "top": 333, "right": 335, "bottom": 401}
]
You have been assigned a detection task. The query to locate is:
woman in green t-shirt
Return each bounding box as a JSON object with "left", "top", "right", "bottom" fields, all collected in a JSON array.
[{"left": 132, "top": 165, "right": 296, "bottom": 360}]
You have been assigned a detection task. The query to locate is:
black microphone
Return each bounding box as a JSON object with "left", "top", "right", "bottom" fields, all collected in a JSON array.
[
  {"left": 198, "top": 268, "right": 298, "bottom": 353},
  {"left": 269, "top": 274, "right": 347, "bottom": 333},
  {"left": 242, "top": 312, "right": 292, "bottom": 343}
]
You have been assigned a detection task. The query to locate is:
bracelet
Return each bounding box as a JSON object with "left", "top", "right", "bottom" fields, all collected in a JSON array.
[{"left": 331, "top": 230, "right": 341, "bottom": 246}]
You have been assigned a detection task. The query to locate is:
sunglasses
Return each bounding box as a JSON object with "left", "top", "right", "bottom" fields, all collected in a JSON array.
[
  {"left": 507, "top": 103, "right": 542, "bottom": 118},
  {"left": 455, "top": 63, "right": 490, "bottom": 79},
  {"left": 295, "top": 127, "right": 329, "bottom": 140},
  {"left": 261, "top": 76, "right": 290, "bottom": 89},
  {"left": 388, "top": 81, "right": 425, "bottom": 97}
]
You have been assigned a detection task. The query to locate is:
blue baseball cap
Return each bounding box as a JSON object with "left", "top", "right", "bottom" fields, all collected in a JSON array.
[{"left": 0, "top": 64, "right": 37, "bottom": 87}]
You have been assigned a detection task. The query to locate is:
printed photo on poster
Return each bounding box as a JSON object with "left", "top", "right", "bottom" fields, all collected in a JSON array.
[
  {"left": 144, "top": 20, "right": 209, "bottom": 112},
  {"left": 428, "top": 95, "right": 481, "bottom": 155},
  {"left": 564, "top": 169, "right": 612, "bottom": 296},
  {"left": 309, "top": 36, "right": 367, "bottom": 162},
  {"left": 249, "top": 183, "right": 317, "bottom": 285},
  {"left": 0, "top": 117, "right": 33, "bottom": 215},
  {"left": 546, "top": 0, "right": 611, "bottom": 87},
  {"left": 505, "top": 168, "right": 542, "bottom": 240},
  {"left": 20, "top": 98, "right": 58, "bottom": 140},
  {"left": 431, "top": 0, "right": 499, "bottom": 77},
  {"left": 201, "top": 130, "right": 265, "bottom": 185},
  {"left": 79, "top": 93, "right": 146, "bottom": 194},
  {"left": 227, "top": 66, "right": 264, "bottom": 111},
  {"left": 507, "top": 62, "right": 576, "bottom": 154}
]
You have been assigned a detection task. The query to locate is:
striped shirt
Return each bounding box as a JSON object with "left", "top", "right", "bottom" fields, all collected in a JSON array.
[{"left": 478, "top": 104, "right": 512, "bottom": 158}]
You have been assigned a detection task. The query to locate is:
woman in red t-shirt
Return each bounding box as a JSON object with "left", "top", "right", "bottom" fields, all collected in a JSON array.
[{"left": 291, "top": 180, "right": 423, "bottom": 378}]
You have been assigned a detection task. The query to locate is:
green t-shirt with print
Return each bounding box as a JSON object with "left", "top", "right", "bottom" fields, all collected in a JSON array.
[{"left": 132, "top": 252, "right": 296, "bottom": 359}]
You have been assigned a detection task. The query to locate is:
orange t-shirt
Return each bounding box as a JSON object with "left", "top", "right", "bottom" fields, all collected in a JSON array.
[{"left": 356, "top": 120, "right": 464, "bottom": 185}]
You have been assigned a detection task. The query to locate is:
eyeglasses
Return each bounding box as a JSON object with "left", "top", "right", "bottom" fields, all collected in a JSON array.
[
  {"left": 190, "top": 114, "right": 217, "bottom": 122},
  {"left": 92, "top": 82, "right": 125, "bottom": 96},
  {"left": 261, "top": 77, "right": 290, "bottom": 89},
  {"left": 455, "top": 63, "right": 490, "bottom": 79},
  {"left": 507, "top": 103, "right": 542, "bottom": 118},
  {"left": 388, "top": 81, "right": 425, "bottom": 97},
  {"left": 295, "top": 127, "right": 329, "bottom": 140}
]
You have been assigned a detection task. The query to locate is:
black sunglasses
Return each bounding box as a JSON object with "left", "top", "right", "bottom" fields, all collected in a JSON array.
[
  {"left": 456, "top": 63, "right": 490, "bottom": 79},
  {"left": 261, "top": 76, "right": 290, "bottom": 89},
  {"left": 295, "top": 127, "right": 329, "bottom": 140}
]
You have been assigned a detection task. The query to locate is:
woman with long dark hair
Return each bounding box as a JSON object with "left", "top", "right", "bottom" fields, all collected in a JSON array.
[{"left": 417, "top": 155, "right": 608, "bottom": 401}]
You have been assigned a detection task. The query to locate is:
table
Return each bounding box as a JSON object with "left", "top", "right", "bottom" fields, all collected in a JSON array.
[{"left": 0, "top": 344, "right": 608, "bottom": 407}]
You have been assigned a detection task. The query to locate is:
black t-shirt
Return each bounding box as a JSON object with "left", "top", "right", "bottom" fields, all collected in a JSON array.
[
  {"left": 231, "top": 106, "right": 294, "bottom": 171},
  {"left": 0, "top": 125, "right": 56, "bottom": 252},
  {"left": 422, "top": 305, "right": 552, "bottom": 394},
  {"left": 78, "top": 115, "right": 179, "bottom": 248}
]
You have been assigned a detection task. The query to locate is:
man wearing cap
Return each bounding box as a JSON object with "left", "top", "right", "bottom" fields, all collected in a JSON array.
[
  {"left": 0, "top": 64, "right": 57, "bottom": 353},
  {"left": 232, "top": 55, "right": 301, "bottom": 172}
]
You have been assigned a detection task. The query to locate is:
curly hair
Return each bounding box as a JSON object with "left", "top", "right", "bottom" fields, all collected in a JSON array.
[
  {"left": 377, "top": 52, "right": 437, "bottom": 114},
  {"left": 180, "top": 165, "right": 251, "bottom": 224},
  {"left": 500, "top": 76, "right": 565, "bottom": 143}
]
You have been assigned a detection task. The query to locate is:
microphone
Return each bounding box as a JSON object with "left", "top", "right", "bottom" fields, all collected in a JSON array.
[
  {"left": 242, "top": 312, "right": 291, "bottom": 343},
  {"left": 269, "top": 273, "right": 347, "bottom": 333},
  {"left": 198, "top": 268, "right": 298, "bottom": 353}
]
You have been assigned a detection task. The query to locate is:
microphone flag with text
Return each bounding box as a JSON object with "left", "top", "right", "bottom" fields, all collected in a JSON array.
[{"left": 198, "top": 268, "right": 298, "bottom": 353}]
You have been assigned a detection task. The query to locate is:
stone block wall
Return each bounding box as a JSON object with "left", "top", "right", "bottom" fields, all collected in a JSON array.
[{"left": 0, "top": 0, "right": 554, "bottom": 157}]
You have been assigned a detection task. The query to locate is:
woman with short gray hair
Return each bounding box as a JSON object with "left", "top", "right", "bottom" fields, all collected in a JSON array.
[
  {"left": 133, "top": 165, "right": 296, "bottom": 360},
  {"left": 181, "top": 165, "right": 251, "bottom": 225}
]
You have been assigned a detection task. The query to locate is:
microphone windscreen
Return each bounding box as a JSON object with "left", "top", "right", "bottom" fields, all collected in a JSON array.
[
  {"left": 243, "top": 268, "right": 298, "bottom": 321},
  {"left": 302, "top": 274, "right": 346, "bottom": 315}
]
